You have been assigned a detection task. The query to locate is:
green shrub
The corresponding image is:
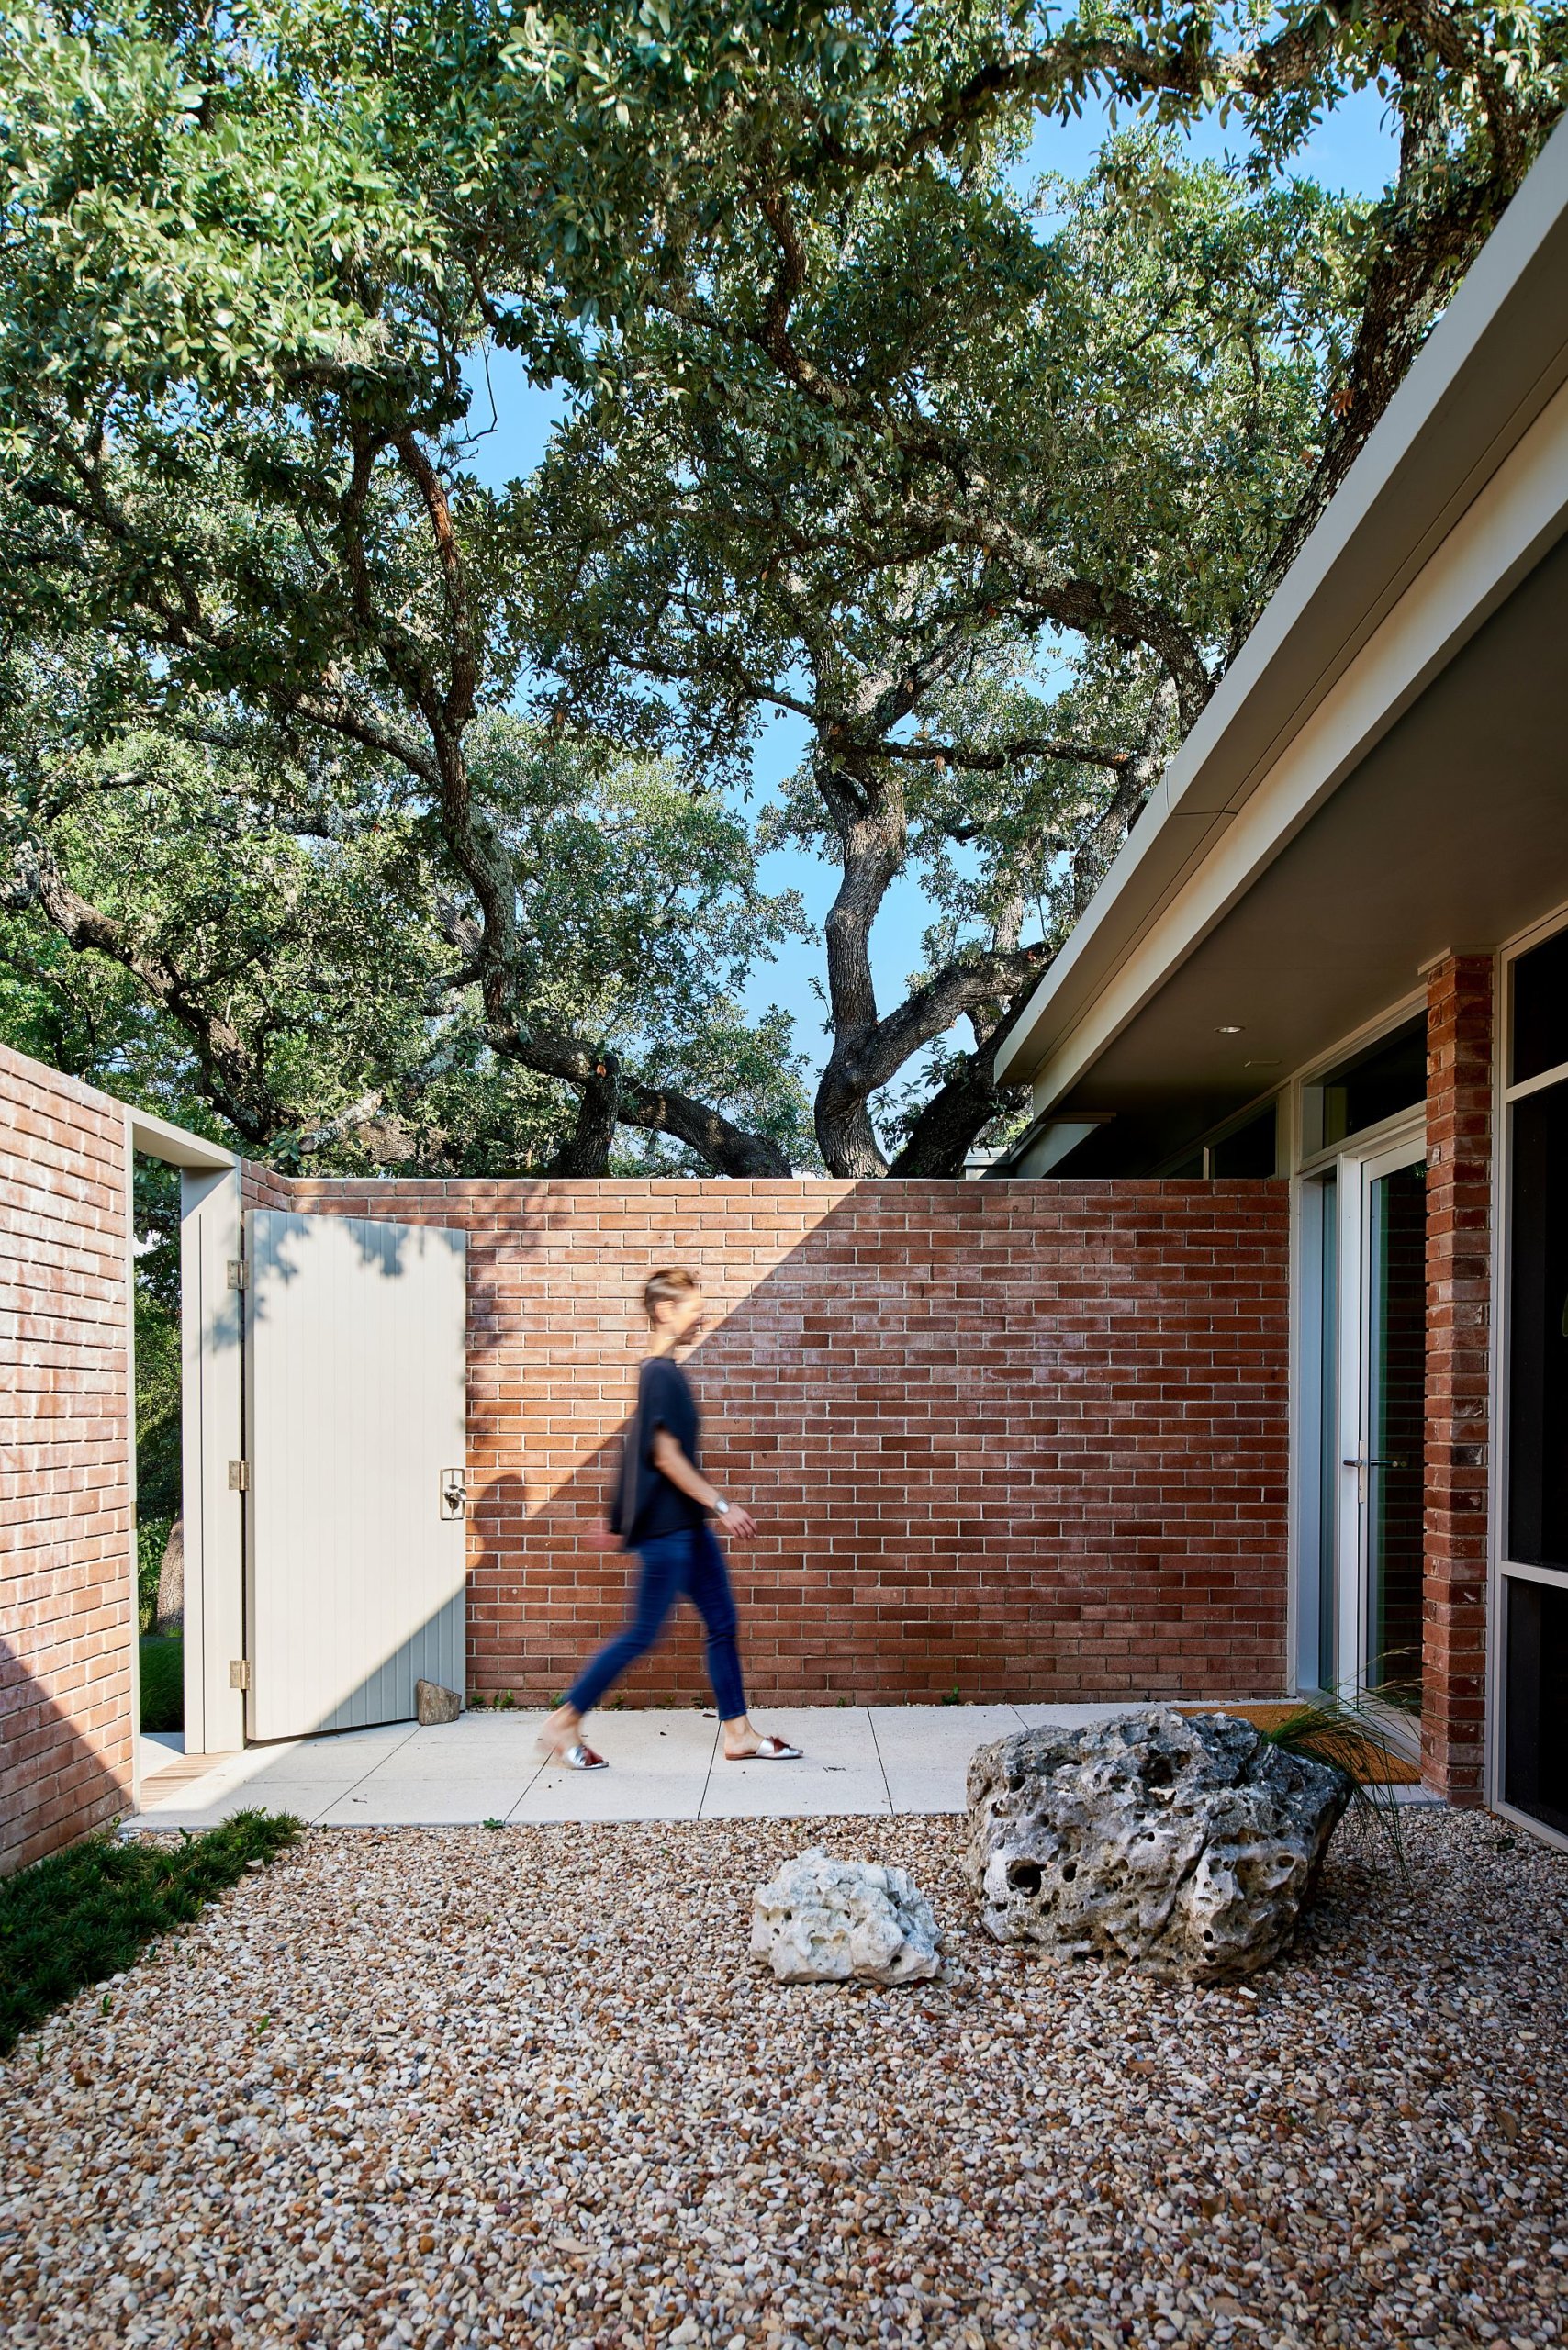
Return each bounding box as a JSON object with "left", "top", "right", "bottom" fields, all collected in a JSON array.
[
  {"left": 0, "top": 1810, "right": 300, "bottom": 2055},
  {"left": 136, "top": 1517, "right": 174, "bottom": 1634},
  {"left": 139, "top": 1634, "right": 184, "bottom": 1733}
]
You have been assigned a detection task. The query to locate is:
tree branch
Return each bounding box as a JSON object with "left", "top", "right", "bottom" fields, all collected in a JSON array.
[
  {"left": 2, "top": 838, "right": 279, "bottom": 1142},
  {"left": 885, "top": 733, "right": 1134, "bottom": 775}
]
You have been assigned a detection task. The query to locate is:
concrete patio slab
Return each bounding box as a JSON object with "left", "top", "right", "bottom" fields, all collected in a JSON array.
[
  {"left": 1013, "top": 1701, "right": 1145, "bottom": 1729},
  {"left": 510, "top": 1768, "right": 709, "bottom": 1823},
  {"left": 320, "top": 1783, "right": 539, "bottom": 1827},
  {"left": 701, "top": 1759, "right": 890, "bottom": 1818},
  {"left": 699, "top": 1705, "right": 889, "bottom": 1818},
  {"left": 127, "top": 1702, "right": 1245, "bottom": 1830}
]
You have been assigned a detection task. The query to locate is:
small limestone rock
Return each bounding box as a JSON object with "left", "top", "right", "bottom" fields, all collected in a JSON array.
[
  {"left": 750, "top": 1850, "right": 942, "bottom": 1985},
  {"left": 415, "top": 1678, "right": 463, "bottom": 1727},
  {"left": 965, "top": 1708, "right": 1350, "bottom": 1982}
]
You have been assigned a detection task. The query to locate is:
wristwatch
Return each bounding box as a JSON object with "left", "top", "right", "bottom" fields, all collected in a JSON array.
[{"left": 713, "top": 1499, "right": 731, "bottom": 1517}]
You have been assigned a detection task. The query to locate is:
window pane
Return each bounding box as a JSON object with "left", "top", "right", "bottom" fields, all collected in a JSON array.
[
  {"left": 1367, "top": 1162, "right": 1427, "bottom": 1697},
  {"left": 1211, "top": 1103, "right": 1278, "bottom": 1178},
  {"left": 1511, "top": 926, "right": 1568, "bottom": 1087},
  {"left": 1312, "top": 1017, "right": 1426, "bottom": 1149},
  {"left": 1507, "top": 1077, "right": 1568, "bottom": 1568},
  {"left": 1504, "top": 1576, "right": 1568, "bottom": 1835}
]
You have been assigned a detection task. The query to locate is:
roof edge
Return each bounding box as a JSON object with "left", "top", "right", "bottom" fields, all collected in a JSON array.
[{"left": 997, "top": 108, "right": 1568, "bottom": 1088}]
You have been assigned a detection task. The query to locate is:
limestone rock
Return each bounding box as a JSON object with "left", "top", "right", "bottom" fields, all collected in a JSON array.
[
  {"left": 964, "top": 1708, "right": 1350, "bottom": 1982},
  {"left": 751, "top": 1850, "right": 943, "bottom": 1985},
  {"left": 415, "top": 1678, "right": 463, "bottom": 1727}
]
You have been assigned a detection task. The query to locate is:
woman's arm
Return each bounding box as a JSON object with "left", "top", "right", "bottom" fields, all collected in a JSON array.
[{"left": 650, "top": 1429, "right": 756, "bottom": 1539}]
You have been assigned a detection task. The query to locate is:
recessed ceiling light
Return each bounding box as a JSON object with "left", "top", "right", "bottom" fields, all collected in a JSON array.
[{"left": 1215, "top": 1024, "right": 1245, "bottom": 1035}]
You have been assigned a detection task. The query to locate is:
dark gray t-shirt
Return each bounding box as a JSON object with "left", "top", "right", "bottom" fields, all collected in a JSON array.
[{"left": 610, "top": 1356, "right": 705, "bottom": 1545}]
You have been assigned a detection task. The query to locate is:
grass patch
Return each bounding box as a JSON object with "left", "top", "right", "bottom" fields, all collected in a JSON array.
[
  {"left": 140, "top": 1633, "right": 184, "bottom": 1733},
  {"left": 0, "top": 1809, "right": 300, "bottom": 2056}
]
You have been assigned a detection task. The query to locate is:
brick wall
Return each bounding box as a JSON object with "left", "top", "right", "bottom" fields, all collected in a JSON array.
[
  {"left": 1423, "top": 953, "right": 1495, "bottom": 1803},
  {"left": 250, "top": 1172, "right": 1291, "bottom": 1707},
  {"left": 0, "top": 1046, "right": 133, "bottom": 1874}
]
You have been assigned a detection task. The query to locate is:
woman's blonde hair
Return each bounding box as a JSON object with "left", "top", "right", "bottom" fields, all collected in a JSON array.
[{"left": 643, "top": 1265, "right": 700, "bottom": 1322}]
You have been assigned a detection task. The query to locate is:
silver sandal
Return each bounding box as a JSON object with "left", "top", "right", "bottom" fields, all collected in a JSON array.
[
  {"left": 726, "top": 1735, "right": 803, "bottom": 1762},
  {"left": 537, "top": 1739, "right": 608, "bottom": 1771}
]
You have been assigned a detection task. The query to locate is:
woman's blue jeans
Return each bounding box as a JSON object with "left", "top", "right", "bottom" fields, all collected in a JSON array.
[{"left": 566, "top": 1524, "right": 747, "bottom": 1721}]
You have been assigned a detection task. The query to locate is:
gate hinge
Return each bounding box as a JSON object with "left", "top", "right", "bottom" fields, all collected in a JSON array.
[
  {"left": 230, "top": 1659, "right": 252, "bottom": 1691},
  {"left": 227, "top": 1258, "right": 246, "bottom": 1290},
  {"left": 228, "top": 1459, "right": 249, "bottom": 1491}
]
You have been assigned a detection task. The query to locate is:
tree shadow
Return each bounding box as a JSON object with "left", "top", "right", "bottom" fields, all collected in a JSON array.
[
  {"left": 1, "top": 1636, "right": 133, "bottom": 1877},
  {"left": 462, "top": 1181, "right": 1290, "bottom": 1708}
]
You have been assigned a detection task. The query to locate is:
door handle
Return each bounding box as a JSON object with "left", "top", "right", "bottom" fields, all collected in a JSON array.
[
  {"left": 1342, "top": 1457, "right": 1406, "bottom": 1469},
  {"left": 440, "top": 1469, "right": 466, "bottom": 1520}
]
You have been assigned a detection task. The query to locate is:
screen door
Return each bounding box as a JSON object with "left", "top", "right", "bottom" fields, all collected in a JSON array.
[{"left": 244, "top": 1210, "right": 466, "bottom": 1740}]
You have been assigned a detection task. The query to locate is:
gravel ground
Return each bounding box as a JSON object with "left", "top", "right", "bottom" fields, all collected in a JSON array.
[{"left": 2, "top": 1807, "right": 1565, "bottom": 2350}]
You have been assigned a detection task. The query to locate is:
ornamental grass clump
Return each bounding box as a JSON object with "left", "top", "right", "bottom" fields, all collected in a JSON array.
[{"left": 1259, "top": 1680, "right": 1420, "bottom": 1878}]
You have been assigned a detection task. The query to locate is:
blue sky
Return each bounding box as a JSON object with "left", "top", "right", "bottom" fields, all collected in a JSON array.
[{"left": 462, "top": 84, "right": 1400, "bottom": 1090}]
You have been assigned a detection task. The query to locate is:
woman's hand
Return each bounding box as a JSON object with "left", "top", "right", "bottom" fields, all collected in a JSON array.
[{"left": 584, "top": 1519, "right": 623, "bottom": 1551}]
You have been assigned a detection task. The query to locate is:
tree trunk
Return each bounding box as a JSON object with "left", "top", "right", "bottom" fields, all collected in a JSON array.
[
  {"left": 886, "top": 1045, "right": 1021, "bottom": 1177},
  {"left": 154, "top": 1517, "right": 185, "bottom": 1636},
  {"left": 547, "top": 1060, "right": 621, "bottom": 1175},
  {"left": 814, "top": 771, "right": 904, "bottom": 1178}
]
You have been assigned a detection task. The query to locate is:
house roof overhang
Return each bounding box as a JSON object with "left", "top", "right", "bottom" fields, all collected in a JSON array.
[{"left": 993, "top": 112, "right": 1568, "bottom": 1131}]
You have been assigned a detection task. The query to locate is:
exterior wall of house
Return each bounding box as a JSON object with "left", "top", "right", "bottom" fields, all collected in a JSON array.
[
  {"left": 245, "top": 1168, "right": 1292, "bottom": 1707},
  {"left": 1423, "top": 954, "right": 1496, "bottom": 1804},
  {"left": 0, "top": 1046, "right": 134, "bottom": 1874}
]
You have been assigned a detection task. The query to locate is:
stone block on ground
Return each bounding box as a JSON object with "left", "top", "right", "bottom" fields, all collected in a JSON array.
[
  {"left": 415, "top": 1679, "right": 463, "bottom": 1727},
  {"left": 750, "top": 1849, "right": 942, "bottom": 1985},
  {"left": 965, "top": 1707, "right": 1350, "bottom": 1982}
]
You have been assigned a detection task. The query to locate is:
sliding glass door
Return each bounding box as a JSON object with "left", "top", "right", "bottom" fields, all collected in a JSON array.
[
  {"left": 1303, "top": 1127, "right": 1428, "bottom": 1715},
  {"left": 1360, "top": 1150, "right": 1428, "bottom": 1699},
  {"left": 1498, "top": 922, "right": 1568, "bottom": 1840}
]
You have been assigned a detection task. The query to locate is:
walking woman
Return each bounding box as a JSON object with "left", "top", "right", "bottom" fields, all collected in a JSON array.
[{"left": 538, "top": 1268, "right": 802, "bottom": 1772}]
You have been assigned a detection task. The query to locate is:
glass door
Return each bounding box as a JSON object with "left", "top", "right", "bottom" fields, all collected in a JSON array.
[
  {"left": 1497, "top": 920, "right": 1568, "bottom": 1840},
  {"left": 1324, "top": 1131, "right": 1428, "bottom": 1713},
  {"left": 1360, "top": 1150, "right": 1428, "bottom": 1700}
]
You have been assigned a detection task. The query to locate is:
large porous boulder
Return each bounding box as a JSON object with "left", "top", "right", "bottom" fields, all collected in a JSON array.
[
  {"left": 751, "top": 1850, "right": 942, "bottom": 1985},
  {"left": 965, "top": 1709, "right": 1350, "bottom": 1982}
]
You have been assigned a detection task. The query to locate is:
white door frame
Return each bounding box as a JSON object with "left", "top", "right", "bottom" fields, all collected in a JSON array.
[
  {"left": 1332, "top": 1123, "right": 1427, "bottom": 1722},
  {"left": 120, "top": 1112, "right": 243, "bottom": 1772},
  {"left": 1488, "top": 909, "right": 1568, "bottom": 1850}
]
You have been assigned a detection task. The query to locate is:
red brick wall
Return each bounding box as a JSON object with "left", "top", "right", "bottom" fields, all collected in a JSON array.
[
  {"left": 0, "top": 1046, "right": 133, "bottom": 1874},
  {"left": 250, "top": 1173, "right": 1291, "bottom": 1707},
  {"left": 1423, "top": 953, "right": 1495, "bottom": 1803}
]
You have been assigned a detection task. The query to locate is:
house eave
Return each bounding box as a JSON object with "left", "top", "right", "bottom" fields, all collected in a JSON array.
[{"left": 995, "top": 112, "right": 1568, "bottom": 1100}]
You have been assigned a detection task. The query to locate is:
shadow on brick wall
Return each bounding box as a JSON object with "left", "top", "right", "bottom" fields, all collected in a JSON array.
[
  {"left": 459, "top": 1181, "right": 1291, "bottom": 1711},
  {"left": 0, "top": 1637, "right": 132, "bottom": 1878}
]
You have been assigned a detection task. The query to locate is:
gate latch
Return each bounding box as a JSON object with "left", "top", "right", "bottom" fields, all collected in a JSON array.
[{"left": 440, "top": 1468, "right": 466, "bottom": 1521}]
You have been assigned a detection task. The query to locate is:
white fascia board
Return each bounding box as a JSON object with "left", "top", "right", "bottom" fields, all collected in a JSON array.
[
  {"left": 997, "top": 110, "right": 1568, "bottom": 1090},
  {"left": 128, "top": 1102, "right": 237, "bottom": 1170},
  {"left": 1025, "top": 373, "right": 1568, "bottom": 1116}
]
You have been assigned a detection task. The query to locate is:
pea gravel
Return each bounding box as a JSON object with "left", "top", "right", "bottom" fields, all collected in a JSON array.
[{"left": 3, "top": 1808, "right": 1564, "bottom": 2349}]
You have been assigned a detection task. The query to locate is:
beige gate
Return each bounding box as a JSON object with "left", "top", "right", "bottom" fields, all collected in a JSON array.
[{"left": 244, "top": 1210, "right": 467, "bottom": 1740}]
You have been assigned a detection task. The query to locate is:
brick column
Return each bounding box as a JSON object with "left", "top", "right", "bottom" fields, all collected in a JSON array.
[{"left": 1422, "top": 953, "right": 1494, "bottom": 1803}]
